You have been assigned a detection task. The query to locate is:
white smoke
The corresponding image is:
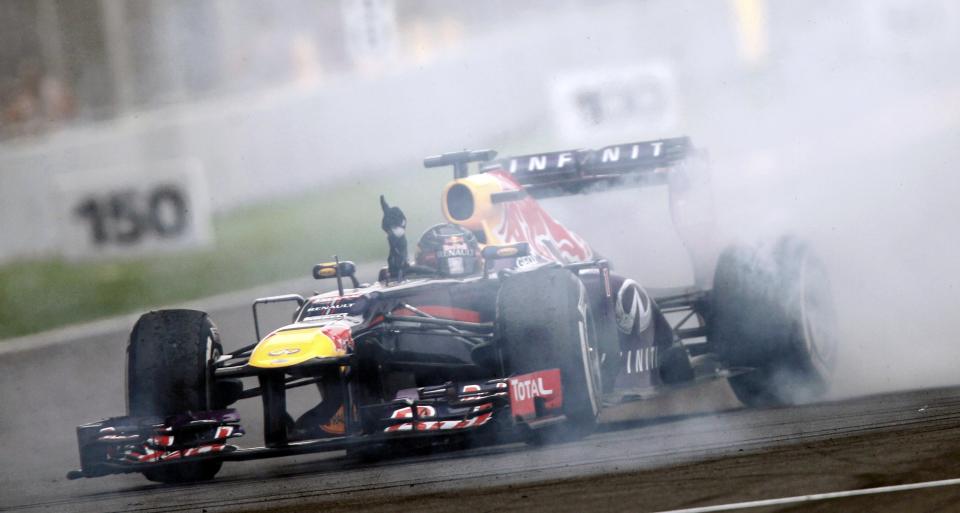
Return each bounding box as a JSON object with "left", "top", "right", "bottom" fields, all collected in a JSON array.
[{"left": 543, "top": 43, "right": 960, "bottom": 400}]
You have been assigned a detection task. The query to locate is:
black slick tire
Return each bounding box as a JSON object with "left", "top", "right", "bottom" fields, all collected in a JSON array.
[
  {"left": 710, "top": 237, "right": 837, "bottom": 407},
  {"left": 127, "top": 309, "right": 224, "bottom": 483},
  {"left": 497, "top": 267, "right": 602, "bottom": 441}
]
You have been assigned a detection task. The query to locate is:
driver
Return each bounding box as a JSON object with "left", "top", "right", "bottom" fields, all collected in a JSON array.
[{"left": 412, "top": 223, "right": 482, "bottom": 277}]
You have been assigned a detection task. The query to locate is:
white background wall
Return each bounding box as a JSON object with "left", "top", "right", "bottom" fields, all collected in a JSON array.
[{"left": 1, "top": 0, "right": 957, "bottom": 263}]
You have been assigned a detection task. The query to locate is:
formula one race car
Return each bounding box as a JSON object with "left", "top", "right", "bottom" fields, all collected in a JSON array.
[{"left": 68, "top": 137, "right": 837, "bottom": 483}]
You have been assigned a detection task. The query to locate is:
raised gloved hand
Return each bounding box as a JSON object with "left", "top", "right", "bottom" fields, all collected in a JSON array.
[
  {"left": 380, "top": 195, "right": 408, "bottom": 279},
  {"left": 380, "top": 195, "right": 406, "bottom": 238}
]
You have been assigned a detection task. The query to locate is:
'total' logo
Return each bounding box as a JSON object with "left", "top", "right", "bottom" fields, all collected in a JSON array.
[{"left": 510, "top": 376, "right": 554, "bottom": 401}]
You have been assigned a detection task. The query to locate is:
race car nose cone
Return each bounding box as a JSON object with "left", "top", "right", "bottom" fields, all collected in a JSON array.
[{"left": 249, "top": 327, "right": 348, "bottom": 368}]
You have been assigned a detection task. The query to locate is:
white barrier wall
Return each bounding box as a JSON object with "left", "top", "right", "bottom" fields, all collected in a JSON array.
[
  {"left": 0, "top": 1, "right": 739, "bottom": 264},
  {"left": 3, "top": 0, "right": 953, "bottom": 264}
]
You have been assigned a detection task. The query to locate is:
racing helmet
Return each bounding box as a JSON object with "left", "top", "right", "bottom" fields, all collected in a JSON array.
[{"left": 414, "top": 223, "right": 481, "bottom": 277}]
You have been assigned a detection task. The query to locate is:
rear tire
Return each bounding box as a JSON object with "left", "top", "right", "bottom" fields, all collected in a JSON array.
[
  {"left": 497, "top": 268, "right": 602, "bottom": 440},
  {"left": 710, "top": 237, "right": 837, "bottom": 407},
  {"left": 127, "top": 309, "right": 224, "bottom": 483}
]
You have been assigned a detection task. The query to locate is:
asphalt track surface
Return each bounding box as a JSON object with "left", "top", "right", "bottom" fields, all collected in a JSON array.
[{"left": 3, "top": 266, "right": 960, "bottom": 512}]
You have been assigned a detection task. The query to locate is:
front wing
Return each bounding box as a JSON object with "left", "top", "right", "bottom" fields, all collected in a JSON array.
[{"left": 68, "top": 369, "right": 563, "bottom": 479}]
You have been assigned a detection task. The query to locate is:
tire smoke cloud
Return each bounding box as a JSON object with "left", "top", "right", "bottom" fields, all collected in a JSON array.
[{"left": 542, "top": 1, "right": 960, "bottom": 399}]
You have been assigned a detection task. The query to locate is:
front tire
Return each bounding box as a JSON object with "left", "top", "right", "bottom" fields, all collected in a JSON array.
[
  {"left": 127, "top": 309, "right": 224, "bottom": 483},
  {"left": 497, "top": 267, "right": 602, "bottom": 440}
]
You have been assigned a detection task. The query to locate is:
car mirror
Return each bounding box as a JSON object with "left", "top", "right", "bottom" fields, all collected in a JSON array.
[
  {"left": 313, "top": 261, "right": 356, "bottom": 280},
  {"left": 312, "top": 260, "right": 360, "bottom": 293}
]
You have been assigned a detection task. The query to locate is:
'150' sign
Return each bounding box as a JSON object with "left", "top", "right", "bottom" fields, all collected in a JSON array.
[
  {"left": 56, "top": 160, "right": 213, "bottom": 260},
  {"left": 75, "top": 186, "right": 188, "bottom": 246}
]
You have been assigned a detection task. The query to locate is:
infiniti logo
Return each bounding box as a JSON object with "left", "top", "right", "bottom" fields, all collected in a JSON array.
[
  {"left": 268, "top": 348, "right": 301, "bottom": 356},
  {"left": 615, "top": 279, "right": 652, "bottom": 335}
]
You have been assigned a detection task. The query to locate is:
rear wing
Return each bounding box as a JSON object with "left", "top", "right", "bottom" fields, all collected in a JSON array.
[
  {"left": 424, "top": 137, "right": 693, "bottom": 200},
  {"left": 427, "top": 137, "right": 716, "bottom": 289}
]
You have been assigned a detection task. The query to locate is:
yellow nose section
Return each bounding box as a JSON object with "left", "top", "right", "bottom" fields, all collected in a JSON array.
[{"left": 249, "top": 327, "right": 345, "bottom": 369}]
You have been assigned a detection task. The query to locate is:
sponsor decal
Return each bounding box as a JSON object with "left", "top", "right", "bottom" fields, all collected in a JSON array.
[
  {"left": 506, "top": 151, "right": 577, "bottom": 174},
  {"left": 509, "top": 369, "right": 563, "bottom": 419},
  {"left": 126, "top": 443, "right": 229, "bottom": 463},
  {"left": 473, "top": 402, "right": 493, "bottom": 413},
  {"left": 389, "top": 405, "right": 437, "bottom": 419},
  {"left": 504, "top": 141, "right": 675, "bottom": 175},
  {"left": 303, "top": 295, "right": 362, "bottom": 319},
  {"left": 146, "top": 435, "right": 174, "bottom": 447},
  {"left": 439, "top": 235, "right": 474, "bottom": 258},
  {"left": 511, "top": 377, "right": 554, "bottom": 401},
  {"left": 113, "top": 421, "right": 242, "bottom": 464},
  {"left": 384, "top": 412, "right": 493, "bottom": 433},
  {"left": 515, "top": 254, "right": 538, "bottom": 268},
  {"left": 268, "top": 348, "right": 301, "bottom": 356},
  {"left": 622, "top": 347, "right": 659, "bottom": 374},
  {"left": 615, "top": 280, "right": 652, "bottom": 335},
  {"left": 489, "top": 171, "right": 594, "bottom": 264},
  {"left": 322, "top": 322, "right": 355, "bottom": 352}
]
